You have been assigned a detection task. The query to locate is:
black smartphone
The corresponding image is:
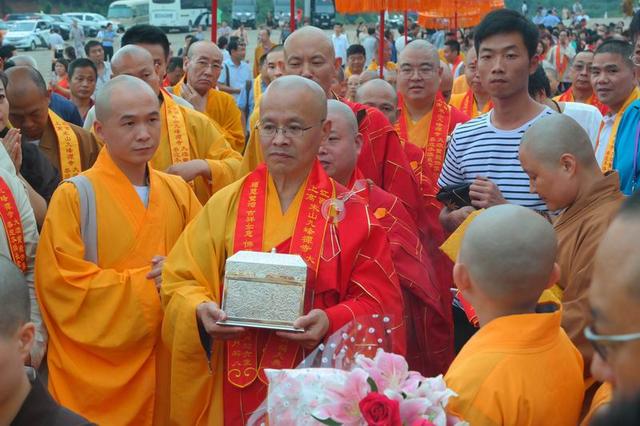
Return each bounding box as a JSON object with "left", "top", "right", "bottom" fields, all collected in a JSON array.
[{"left": 436, "top": 183, "right": 473, "bottom": 210}]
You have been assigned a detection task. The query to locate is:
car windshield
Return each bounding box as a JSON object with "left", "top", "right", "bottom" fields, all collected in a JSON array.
[
  {"left": 315, "top": 0, "right": 333, "bottom": 12},
  {"left": 9, "top": 22, "right": 35, "bottom": 32},
  {"left": 108, "top": 5, "right": 133, "bottom": 18}
]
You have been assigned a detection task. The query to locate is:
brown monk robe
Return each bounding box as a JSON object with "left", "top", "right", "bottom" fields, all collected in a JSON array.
[{"left": 520, "top": 114, "right": 624, "bottom": 376}]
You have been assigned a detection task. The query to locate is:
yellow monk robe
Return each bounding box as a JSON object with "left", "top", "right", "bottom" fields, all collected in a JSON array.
[
  {"left": 159, "top": 161, "right": 405, "bottom": 426},
  {"left": 35, "top": 148, "right": 202, "bottom": 425},
  {"left": 253, "top": 42, "right": 274, "bottom": 77},
  {"left": 445, "top": 306, "right": 585, "bottom": 425},
  {"left": 451, "top": 74, "right": 469, "bottom": 95},
  {"left": 173, "top": 78, "right": 246, "bottom": 153},
  {"left": 367, "top": 59, "right": 397, "bottom": 74},
  {"left": 154, "top": 90, "right": 241, "bottom": 204},
  {"left": 449, "top": 90, "right": 493, "bottom": 119},
  {"left": 41, "top": 109, "right": 100, "bottom": 178}
]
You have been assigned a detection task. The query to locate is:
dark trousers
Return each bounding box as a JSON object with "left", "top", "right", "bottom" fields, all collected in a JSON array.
[{"left": 103, "top": 45, "right": 114, "bottom": 61}]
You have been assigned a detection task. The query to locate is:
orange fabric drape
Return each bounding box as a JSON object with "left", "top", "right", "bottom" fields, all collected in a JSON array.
[
  {"left": 335, "top": 0, "right": 434, "bottom": 12},
  {"left": 418, "top": 0, "right": 504, "bottom": 29}
]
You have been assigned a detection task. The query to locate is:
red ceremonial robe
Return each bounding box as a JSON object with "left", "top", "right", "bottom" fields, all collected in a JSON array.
[
  {"left": 345, "top": 170, "right": 454, "bottom": 375},
  {"left": 160, "top": 161, "right": 406, "bottom": 426}
]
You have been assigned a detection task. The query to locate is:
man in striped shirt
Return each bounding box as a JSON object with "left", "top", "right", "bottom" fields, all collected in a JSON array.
[{"left": 439, "top": 9, "right": 553, "bottom": 232}]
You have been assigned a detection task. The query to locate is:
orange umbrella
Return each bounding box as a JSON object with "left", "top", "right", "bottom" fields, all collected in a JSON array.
[{"left": 418, "top": 0, "right": 504, "bottom": 29}]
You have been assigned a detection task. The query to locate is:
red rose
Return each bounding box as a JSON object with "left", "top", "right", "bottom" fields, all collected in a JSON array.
[{"left": 358, "top": 392, "right": 401, "bottom": 426}]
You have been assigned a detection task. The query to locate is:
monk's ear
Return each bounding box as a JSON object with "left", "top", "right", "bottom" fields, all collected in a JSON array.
[
  {"left": 453, "top": 262, "right": 472, "bottom": 294},
  {"left": 17, "top": 322, "right": 35, "bottom": 362},
  {"left": 94, "top": 120, "right": 105, "bottom": 142},
  {"left": 354, "top": 133, "right": 363, "bottom": 156},
  {"left": 559, "top": 153, "right": 577, "bottom": 176},
  {"left": 545, "top": 262, "right": 561, "bottom": 290}
]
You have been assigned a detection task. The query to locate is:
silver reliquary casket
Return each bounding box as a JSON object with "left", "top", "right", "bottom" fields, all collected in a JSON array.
[{"left": 217, "top": 250, "right": 307, "bottom": 332}]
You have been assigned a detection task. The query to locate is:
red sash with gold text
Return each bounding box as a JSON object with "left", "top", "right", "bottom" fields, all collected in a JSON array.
[
  {"left": 0, "top": 177, "right": 26, "bottom": 271},
  {"left": 227, "top": 161, "right": 334, "bottom": 388}
]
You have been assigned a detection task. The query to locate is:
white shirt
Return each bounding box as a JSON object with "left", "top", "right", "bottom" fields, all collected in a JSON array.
[
  {"left": 331, "top": 33, "right": 349, "bottom": 65},
  {"left": 134, "top": 185, "right": 150, "bottom": 207},
  {"left": 50, "top": 33, "right": 65, "bottom": 50},
  {"left": 561, "top": 102, "right": 603, "bottom": 147},
  {"left": 595, "top": 113, "right": 615, "bottom": 166}
]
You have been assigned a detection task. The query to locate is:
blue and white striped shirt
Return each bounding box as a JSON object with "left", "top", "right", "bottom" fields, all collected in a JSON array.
[{"left": 438, "top": 108, "right": 555, "bottom": 211}]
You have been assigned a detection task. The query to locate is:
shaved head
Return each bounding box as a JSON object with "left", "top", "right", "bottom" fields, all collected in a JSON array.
[
  {"left": 0, "top": 256, "right": 29, "bottom": 337},
  {"left": 187, "top": 40, "right": 222, "bottom": 59},
  {"left": 358, "top": 70, "right": 380, "bottom": 85},
  {"left": 284, "top": 26, "right": 335, "bottom": 59},
  {"left": 327, "top": 99, "right": 357, "bottom": 135},
  {"left": 5, "top": 66, "right": 47, "bottom": 97},
  {"left": 262, "top": 75, "right": 327, "bottom": 118},
  {"left": 521, "top": 114, "right": 597, "bottom": 167},
  {"left": 283, "top": 26, "right": 338, "bottom": 95},
  {"left": 95, "top": 75, "right": 158, "bottom": 122},
  {"left": 356, "top": 79, "right": 398, "bottom": 123},
  {"left": 398, "top": 39, "right": 439, "bottom": 65},
  {"left": 111, "top": 44, "right": 154, "bottom": 75},
  {"left": 459, "top": 205, "right": 557, "bottom": 306},
  {"left": 320, "top": 100, "right": 362, "bottom": 185},
  {"left": 5, "top": 55, "right": 37, "bottom": 69},
  {"left": 439, "top": 60, "right": 453, "bottom": 101},
  {"left": 260, "top": 75, "right": 331, "bottom": 183}
]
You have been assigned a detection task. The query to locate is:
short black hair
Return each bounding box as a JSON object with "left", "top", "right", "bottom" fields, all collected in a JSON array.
[
  {"left": 68, "top": 58, "right": 97, "bottom": 79},
  {"left": 228, "top": 37, "right": 245, "bottom": 52},
  {"left": 595, "top": 39, "right": 635, "bottom": 70},
  {"left": 474, "top": 9, "right": 539, "bottom": 59},
  {"left": 367, "top": 26, "right": 375, "bottom": 36},
  {"left": 347, "top": 44, "right": 366, "bottom": 57},
  {"left": 528, "top": 65, "right": 552, "bottom": 98},
  {"left": 0, "top": 44, "right": 16, "bottom": 60},
  {"left": 217, "top": 35, "right": 228, "bottom": 50},
  {"left": 167, "top": 56, "right": 183, "bottom": 72},
  {"left": 398, "top": 24, "right": 405, "bottom": 35},
  {"left": 444, "top": 40, "right": 460, "bottom": 54},
  {"left": 55, "top": 58, "right": 69, "bottom": 71},
  {"left": 122, "top": 24, "right": 171, "bottom": 60},
  {"left": 64, "top": 45, "right": 77, "bottom": 60},
  {"left": 84, "top": 40, "right": 103, "bottom": 56},
  {"left": 259, "top": 52, "right": 268, "bottom": 68}
]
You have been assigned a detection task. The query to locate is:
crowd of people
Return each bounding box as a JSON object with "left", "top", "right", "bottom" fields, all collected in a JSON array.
[{"left": 1, "top": 5, "right": 640, "bottom": 426}]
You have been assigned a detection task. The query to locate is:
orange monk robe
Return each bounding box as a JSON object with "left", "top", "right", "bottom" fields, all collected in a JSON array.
[
  {"left": 173, "top": 78, "right": 246, "bottom": 153},
  {"left": 554, "top": 87, "right": 609, "bottom": 115},
  {"left": 555, "top": 172, "right": 624, "bottom": 373},
  {"left": 345, "top": 171, "right": 453, "bottom": 376},
  {"left": 239, "top": 98, "right": 424, "bottom": 226},
  {"left": 159, "top": 161, "right": 406, "bottom": 426},
  {"left": 35, "top": 148, "right": 202, "bottom": 425},
  {"left": 445, "top": 306, "right": 585, "bottom": 426},
  {"left": 451, "top": 75, "right": 469, "bottom": 95},
  {"left": 449, "top": 90, "right": 493, "bottom": 119}
]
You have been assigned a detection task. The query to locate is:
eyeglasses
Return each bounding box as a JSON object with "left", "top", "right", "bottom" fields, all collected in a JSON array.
[
  {"left": 629, "top": 54, "right": 640, "bottom": 67},
  {"left": 256, "top": 120, "right": 324, "bottom": 138},
  {"left": 399, "top": 65, "right": 437, "bottom": 78},
  {"left": 584, "top": 325, "right": 640, "bottom": 361},
  {"left": 194, "top": 60, "right": 222, "bottom": 71}
]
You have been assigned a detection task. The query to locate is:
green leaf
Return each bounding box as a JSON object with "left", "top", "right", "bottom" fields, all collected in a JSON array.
[
  {"left": 311, "top": 414, "right": 343, "bottom": 426},
  {"left": 367, "top": 376, "right": 379, "bottom": 393}
]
